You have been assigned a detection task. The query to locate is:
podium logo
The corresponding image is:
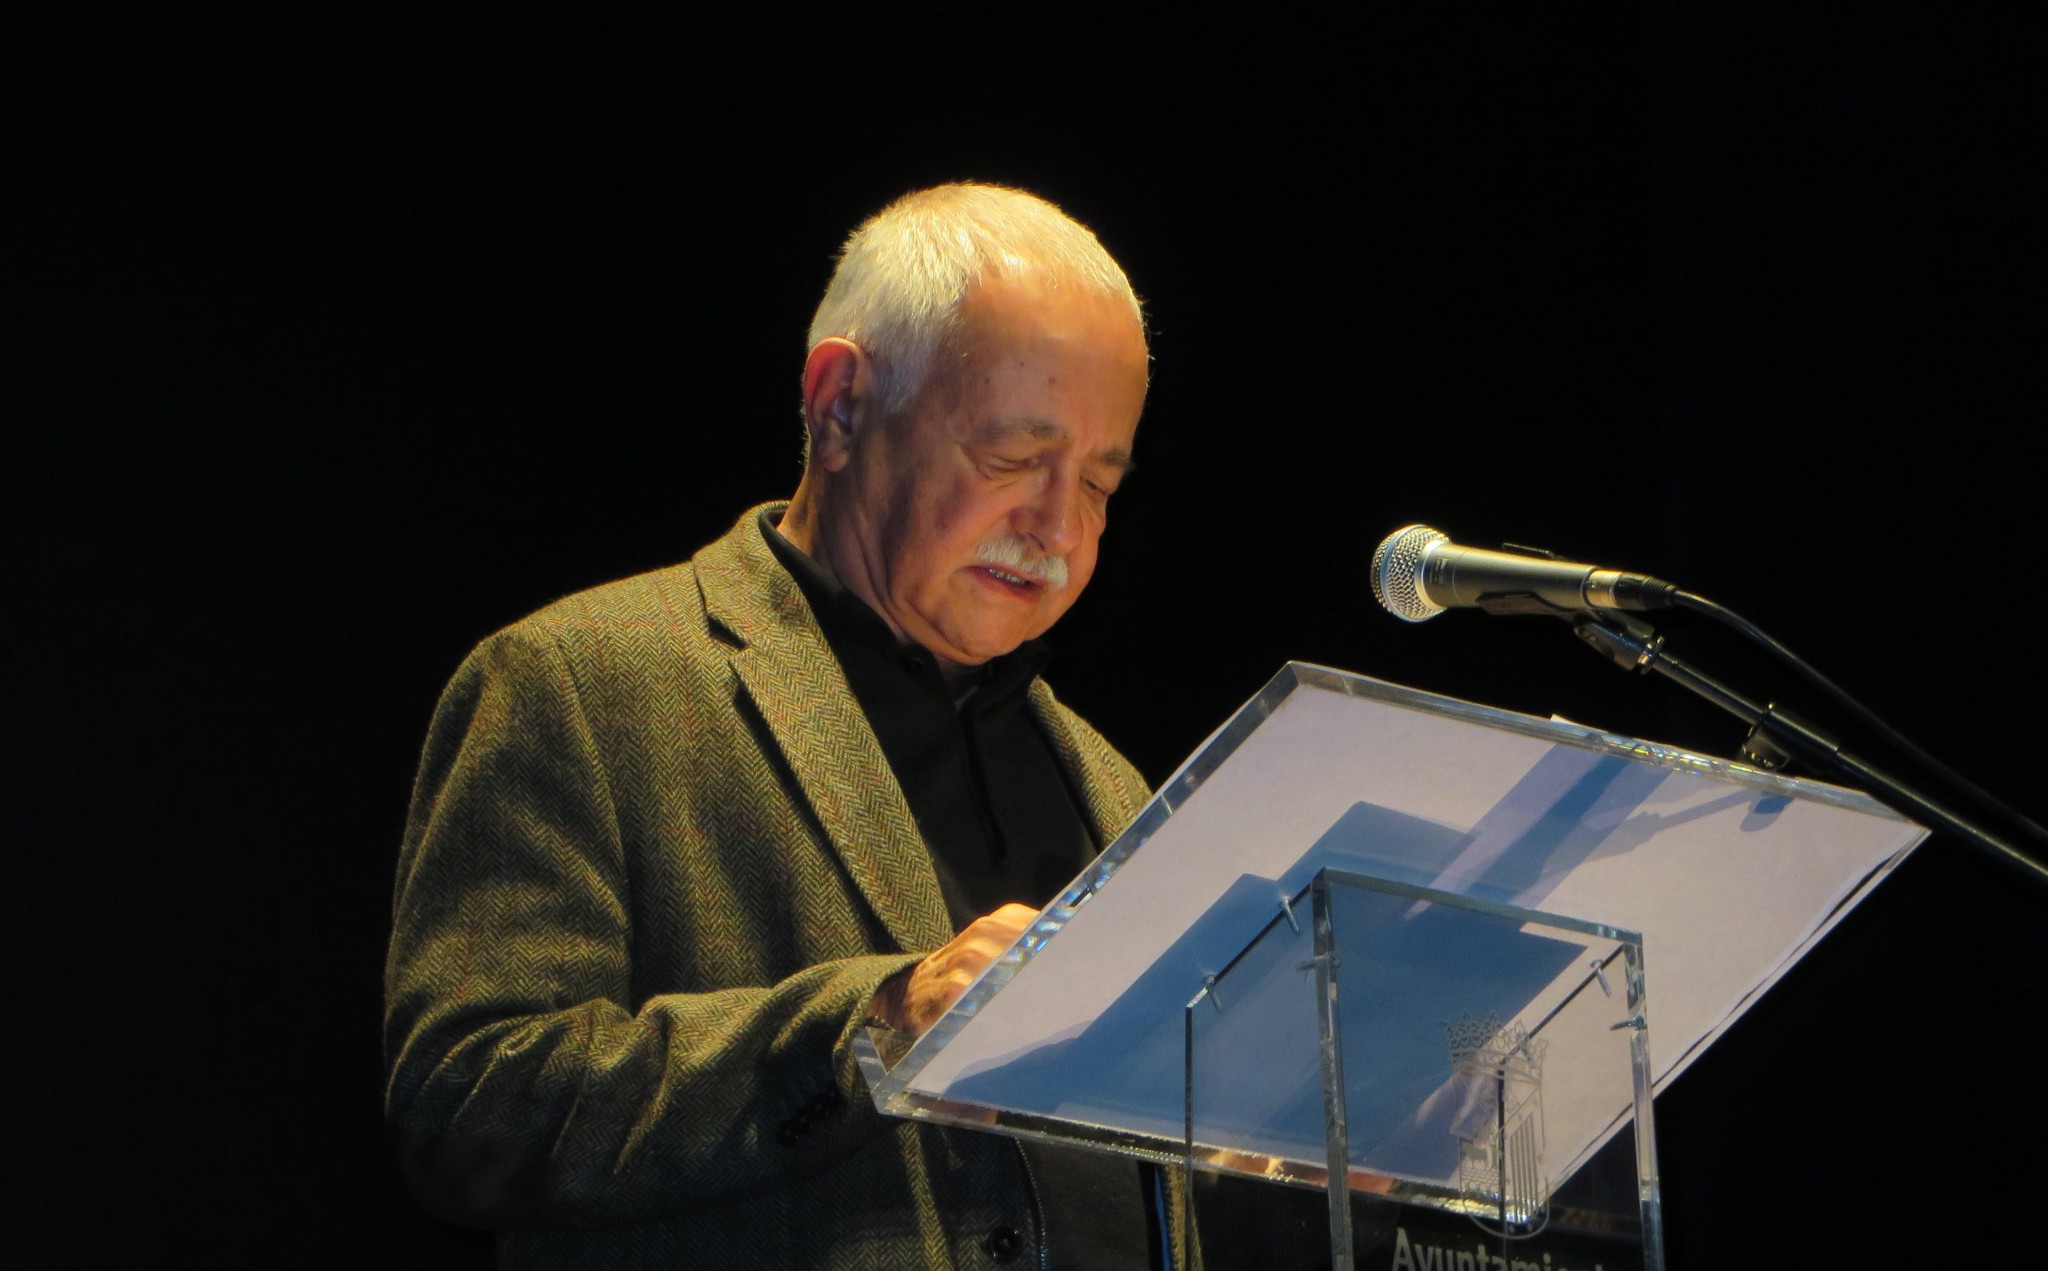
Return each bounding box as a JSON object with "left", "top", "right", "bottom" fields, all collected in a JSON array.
[
  {"left": 1388, "top": 1226, "right": 1604, "bottom": 1271},
  {"left": 1444, "top": 1014, "right": 1549, "bottom": 1229}
]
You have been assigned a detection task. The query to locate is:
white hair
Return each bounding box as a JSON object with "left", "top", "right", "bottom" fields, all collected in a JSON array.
[{"left": 806, "top": 183, "right": 1144, "bottom": 420}]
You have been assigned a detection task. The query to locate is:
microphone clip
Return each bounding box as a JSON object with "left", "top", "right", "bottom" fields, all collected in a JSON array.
[
  {"left": 1474, "top": 543, "right": 1578, "bottom": 616},
  {"left": 1476, "top": 593, "right": 1584, "bottom": 619},
  {"left": 1570, "top": 612, "right": 1664, "bottom": 673}
]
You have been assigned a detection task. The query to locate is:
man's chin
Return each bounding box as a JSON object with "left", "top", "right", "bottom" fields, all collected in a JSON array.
[
  {"left": 917, "top": 594, "right": 1071, "bottom": 668},
  {"left": 927, "top": 625, "right": 1037, "bottom": 671}
]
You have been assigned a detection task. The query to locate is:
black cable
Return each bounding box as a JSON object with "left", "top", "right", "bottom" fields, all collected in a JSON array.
[{"left": 1670, "top": 590, "right": 2048, "bottom": 848}]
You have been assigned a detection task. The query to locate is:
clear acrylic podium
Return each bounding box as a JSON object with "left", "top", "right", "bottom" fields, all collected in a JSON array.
[{"left": 854, "top": 663, "right": 1927, "bottom": 1269}]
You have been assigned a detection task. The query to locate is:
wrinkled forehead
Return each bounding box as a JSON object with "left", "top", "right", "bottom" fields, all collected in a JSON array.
[{"left": 887, "top": 273, "right": 1149, "bottom": 436}]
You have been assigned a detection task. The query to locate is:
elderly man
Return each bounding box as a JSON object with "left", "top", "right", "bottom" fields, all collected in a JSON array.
[{"left": 384, "top": 184, "right": 1188, "bottom": 1268}]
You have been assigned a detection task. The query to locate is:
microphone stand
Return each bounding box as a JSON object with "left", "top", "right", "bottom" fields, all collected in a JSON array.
[{"left": 1547, "top": 607, "right": 2048, "bottom": 891}]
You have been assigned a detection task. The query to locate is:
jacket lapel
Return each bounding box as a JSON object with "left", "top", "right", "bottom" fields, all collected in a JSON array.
[
  {"left": 695, "top": 507, "right": 954, "bottom": 954},
  {"left": 1027, "top": 680, "right": 1146, "bottom": 847}
]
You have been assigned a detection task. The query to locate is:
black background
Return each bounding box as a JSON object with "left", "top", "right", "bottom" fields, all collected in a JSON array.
[{"left": 20, "top": 7, "right": 2045, "bottom": 1266}]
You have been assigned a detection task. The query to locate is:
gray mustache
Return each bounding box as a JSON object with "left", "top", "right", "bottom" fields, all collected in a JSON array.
[{"left": 975, "top": 537, "right": 1069, "bottom": 590}]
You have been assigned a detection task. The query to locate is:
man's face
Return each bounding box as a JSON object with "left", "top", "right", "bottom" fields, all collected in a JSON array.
[{"left": 826, "top": 275, "right": 1149, "bottom": 670}]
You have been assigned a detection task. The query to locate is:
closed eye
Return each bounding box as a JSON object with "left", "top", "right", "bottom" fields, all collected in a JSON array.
[
  {"left": 976, "top": 450, "right": 1041, "bottom": 475},
  {"left": 1085, "top": 463, "right": 1129, "bottom": 500}
]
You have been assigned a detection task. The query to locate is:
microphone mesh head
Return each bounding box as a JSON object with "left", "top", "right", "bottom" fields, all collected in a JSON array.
[{"left": 1370, "top": 524, "right": 1447, "bottom": 622}]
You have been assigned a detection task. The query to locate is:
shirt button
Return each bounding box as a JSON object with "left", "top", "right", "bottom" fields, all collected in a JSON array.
[
  {"left": 904, "top": 656, "right": 926, "bottom": 674},
  {"left": 984, "top": 1224, "right": 1022, "bottom": 1261}
]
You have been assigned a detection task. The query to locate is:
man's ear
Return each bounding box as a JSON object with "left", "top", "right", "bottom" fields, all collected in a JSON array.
[{"left": 802, "top": 338, "right": 871, "bottom": 473}]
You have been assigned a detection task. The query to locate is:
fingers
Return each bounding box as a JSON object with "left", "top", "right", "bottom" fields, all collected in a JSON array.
[
  {"left": 974, "top": 903, "right": 1038, "bottom": 942},
  {"left": 888, "top": 903, "right": 1040, "bottom": 1037}
]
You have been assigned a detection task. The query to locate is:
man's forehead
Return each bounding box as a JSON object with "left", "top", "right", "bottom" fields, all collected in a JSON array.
[{"left": 958, "top": 274, "right": 1148, "bottom": 357}]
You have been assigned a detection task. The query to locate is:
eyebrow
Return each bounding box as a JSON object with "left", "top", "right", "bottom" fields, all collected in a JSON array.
[{"left": 981, "top": 417, "right": 1138, "bottom": 474}]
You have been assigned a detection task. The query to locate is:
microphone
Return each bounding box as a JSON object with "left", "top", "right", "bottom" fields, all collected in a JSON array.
[{"left": 1370, "top": 524, "right": 1679, "bottom": 623}]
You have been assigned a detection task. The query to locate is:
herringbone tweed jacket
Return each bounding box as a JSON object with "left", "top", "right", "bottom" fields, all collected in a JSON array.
[{"left": 386, "top": 505, "right": 1192, "bottom": 1268}]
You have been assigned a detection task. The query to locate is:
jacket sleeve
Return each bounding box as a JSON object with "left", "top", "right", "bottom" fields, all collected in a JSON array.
[{"left": 382, "top": 623, "right": 919, "bottom": 1231}]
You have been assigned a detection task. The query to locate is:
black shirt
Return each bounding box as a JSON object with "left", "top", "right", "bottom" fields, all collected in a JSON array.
[
  {"left": 761, "top": 510, "right": 1098, "bottom": 929},
  {"left": 761, "top": 511, "right": 1162, "bottom": 1271}
]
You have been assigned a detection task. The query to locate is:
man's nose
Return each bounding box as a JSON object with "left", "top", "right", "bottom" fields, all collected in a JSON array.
[{"left": 1017, "top": 465, "right": 1083, "bottom": 557}]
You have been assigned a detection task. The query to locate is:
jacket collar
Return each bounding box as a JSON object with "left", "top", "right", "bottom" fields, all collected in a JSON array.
[
  {"left": 695, "top": 503, "right": 1137, "bottom": 948},
  {"left": 1026, "top": 678, "right": 1139, "bottom": 847},
  {"left": 695, "top": 504, "right": 953, "bottom": 952}
]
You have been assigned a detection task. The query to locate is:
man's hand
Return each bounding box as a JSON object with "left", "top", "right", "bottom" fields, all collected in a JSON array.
[{"left": 869, "top": 903, "right": 1037, "bottom": 1037}]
